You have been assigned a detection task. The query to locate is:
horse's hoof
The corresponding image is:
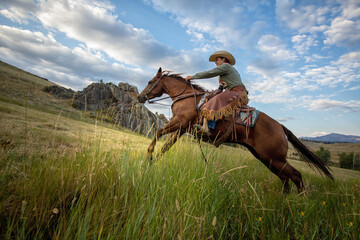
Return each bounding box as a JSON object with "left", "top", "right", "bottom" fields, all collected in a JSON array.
[{"left": 298, "top": 190, "right": 307, "bottom": 197}]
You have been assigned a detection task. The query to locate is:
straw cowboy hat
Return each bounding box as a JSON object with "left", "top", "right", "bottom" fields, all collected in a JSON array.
[{"left": 209, "top": 50, "right": 236, "bottom": 65}]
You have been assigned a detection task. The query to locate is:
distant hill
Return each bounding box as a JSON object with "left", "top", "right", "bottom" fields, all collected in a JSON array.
[{"left": 301, "top": 133, "right": 360, "bottom": 143}]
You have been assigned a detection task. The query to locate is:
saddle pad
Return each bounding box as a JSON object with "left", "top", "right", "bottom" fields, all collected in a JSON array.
[
  {"left": 235, "top": 108, "right": 259, "bottom": 127},
  {"left": 196, "top": 93, "right": 210, "bottom": 111}
]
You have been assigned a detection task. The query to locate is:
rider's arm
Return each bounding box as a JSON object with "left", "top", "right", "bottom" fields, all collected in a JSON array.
[{"left": 191, "top": 64, "right": 228, "bottom": 80}]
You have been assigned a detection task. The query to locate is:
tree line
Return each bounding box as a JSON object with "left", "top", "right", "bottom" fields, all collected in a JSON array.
[{"left": 314, "top": 147, "right": 360, "bottom": 170}]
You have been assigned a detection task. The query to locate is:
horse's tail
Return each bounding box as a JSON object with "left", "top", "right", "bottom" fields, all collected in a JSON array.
[{"left": 281, "top": 125, "right": 334, "bottom": 180}]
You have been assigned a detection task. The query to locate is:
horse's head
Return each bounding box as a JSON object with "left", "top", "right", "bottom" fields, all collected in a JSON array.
[{"left": 138, "top": 67, "right": 165, "bottom": 103}]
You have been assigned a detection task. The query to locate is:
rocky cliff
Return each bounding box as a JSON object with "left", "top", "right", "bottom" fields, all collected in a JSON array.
[{"left": 45, "top": 82, "right": 167, "bottom": 137}]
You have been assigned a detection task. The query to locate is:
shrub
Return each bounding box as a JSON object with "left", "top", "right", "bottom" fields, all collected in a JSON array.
[
  {"left": 299, "top": 147, "right": 331, "bottom": 164},
  {"left": 338, "top": 152, "right": 360, "bottom": 170},
  {"left": 315, "top": 147, "right": 331, "bottom": 164}
]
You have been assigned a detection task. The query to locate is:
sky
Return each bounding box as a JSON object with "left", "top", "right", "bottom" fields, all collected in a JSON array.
[{"left": 0, "top": 0, "right": 359, "bottom": 137}]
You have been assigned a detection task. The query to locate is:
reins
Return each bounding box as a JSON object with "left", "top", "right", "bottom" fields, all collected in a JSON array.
[
  {"left": 148, "top": 75, "right": 208, "bottom": 106},
  {"left": 148, "top": 75, "right": 189, "bottom": 105}
]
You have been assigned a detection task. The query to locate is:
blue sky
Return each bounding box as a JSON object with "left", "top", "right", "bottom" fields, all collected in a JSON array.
[{"left": 0, "top": 0, "right": 359, "bottom": 137}]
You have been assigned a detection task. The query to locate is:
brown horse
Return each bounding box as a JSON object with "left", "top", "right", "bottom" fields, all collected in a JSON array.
[{"left": 138, "top": 68, "right": 333, "bottom": 193}]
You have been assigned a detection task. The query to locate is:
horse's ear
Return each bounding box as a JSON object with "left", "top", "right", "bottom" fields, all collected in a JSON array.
[{"left": 157, "top": 67, "right": 162, "bottom": 77}]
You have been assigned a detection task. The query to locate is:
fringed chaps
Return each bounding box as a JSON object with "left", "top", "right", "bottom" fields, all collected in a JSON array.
[{"left": 200, "top": 86, "right": 248, "bottom": 121}]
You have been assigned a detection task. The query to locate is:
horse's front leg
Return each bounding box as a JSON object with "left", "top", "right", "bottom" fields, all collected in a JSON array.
[
  {"left": 146, "top": 137, "right": 157, "bottom": 162},
  {"left": 156, "top": 130, "right": 184, "bottom": 158},
  {"left": 146, "top": 117, "right": 183, "bottom": 163}
]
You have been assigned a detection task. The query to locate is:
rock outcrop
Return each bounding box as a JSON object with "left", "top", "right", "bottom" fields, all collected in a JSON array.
[{"left": 45, "top": 82, "right": 167, "bottom": 137}]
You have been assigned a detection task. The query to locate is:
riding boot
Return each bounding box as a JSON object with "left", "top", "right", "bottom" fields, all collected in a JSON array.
[
  {"left": 200, "top": 117, "right": 210, "bottom": 135},
  {"left": 193, "top": 117, "right": 210, "bottom": 135}
]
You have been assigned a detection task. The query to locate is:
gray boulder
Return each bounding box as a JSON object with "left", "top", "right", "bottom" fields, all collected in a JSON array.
[{"left": 47, "top": 82, "right": 167, "bottom": 137}]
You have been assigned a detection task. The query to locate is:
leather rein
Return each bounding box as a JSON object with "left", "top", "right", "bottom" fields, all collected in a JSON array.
[{"left": 147, "top": 74, "right": 208, "bottom": 107}]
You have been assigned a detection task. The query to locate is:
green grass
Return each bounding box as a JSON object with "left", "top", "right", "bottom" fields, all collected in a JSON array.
[
  {"left": 1, "top": 120, "right": 359, "bottom": 239},
  {"left": 1, "top": 60, "right": 359, "bottom": 239}
]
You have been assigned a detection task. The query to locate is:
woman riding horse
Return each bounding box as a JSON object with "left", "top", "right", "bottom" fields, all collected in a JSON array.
[
  {"left": 138, "top": 64, "right": 333, "bottom": 193},
  {"left": 186, "top": 51, "right": 248, "bottom": 134}
]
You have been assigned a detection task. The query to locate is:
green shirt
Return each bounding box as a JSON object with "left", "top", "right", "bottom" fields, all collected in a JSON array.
[{"left": 191, "top": 63, "right": 244, "bottom": 89}]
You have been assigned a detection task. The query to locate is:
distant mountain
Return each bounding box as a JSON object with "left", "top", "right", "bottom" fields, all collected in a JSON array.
[{"left": 301, "top": 133, "right": 360, "bottom": 143}]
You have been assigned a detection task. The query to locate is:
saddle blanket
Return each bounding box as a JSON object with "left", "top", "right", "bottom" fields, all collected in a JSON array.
[
  {"left": 234, "top": 108, "right": 259, "bottom": 127},
  {"left": 196, "top": 94, "right": 207, "bottom": 111}
]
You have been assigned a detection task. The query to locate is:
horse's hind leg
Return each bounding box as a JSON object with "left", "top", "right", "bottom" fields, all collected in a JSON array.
[
  {"left": 273, "top": 161, "right": 304, "bottom": 193},
  {"left": 244, "top": 146, "right": 290, "bottom": 193},
  {"left": 286, "top": 164, "right": 304, "bottom": 193},
  {"left": 265, "top": 161, "right": 290, "bottom": 193}
]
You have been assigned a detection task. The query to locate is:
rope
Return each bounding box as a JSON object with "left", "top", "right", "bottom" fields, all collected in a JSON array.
[
  {"left": 197, "top": 137, "right": 208, "bottom": 164},
  {"left": 148, "top": 80, "right": 189, "bottom": 104},
  {"left": 190, "top": 83, "right": 208, "bottom": 164}
]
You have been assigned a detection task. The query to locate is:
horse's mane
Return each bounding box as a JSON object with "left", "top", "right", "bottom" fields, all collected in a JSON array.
[{"left": 163, "top": 72, "right": 206, "bottom": 92}]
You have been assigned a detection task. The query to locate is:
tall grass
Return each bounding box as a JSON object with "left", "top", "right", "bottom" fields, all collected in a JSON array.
[
  {"left": 1, "top": 128, "right": 359, "bottom": 239},
  {"left": 1, "top": 60, "right": 359, "bottom": 239}
]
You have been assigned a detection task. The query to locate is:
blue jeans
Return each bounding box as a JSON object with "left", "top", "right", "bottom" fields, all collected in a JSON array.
[{"left": 208, "top": 120, "right": 216, "bottom": 129}]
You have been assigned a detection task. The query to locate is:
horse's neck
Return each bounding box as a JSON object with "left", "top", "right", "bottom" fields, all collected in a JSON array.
[{"left": 163, "top": 77, "right": 195, "bottom": 98}]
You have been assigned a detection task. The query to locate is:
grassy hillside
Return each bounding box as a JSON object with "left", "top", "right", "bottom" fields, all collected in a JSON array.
[{"left": 0, "top": 61, "right": 359, "bottom": 239}]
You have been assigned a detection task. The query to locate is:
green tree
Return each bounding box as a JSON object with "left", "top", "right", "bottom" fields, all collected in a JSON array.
[
  {"left": 338, "top": 152, "right": 360, "bottom": 170},
  {"left": 315, "top": 147, "right": 331, "bottom": 164}
]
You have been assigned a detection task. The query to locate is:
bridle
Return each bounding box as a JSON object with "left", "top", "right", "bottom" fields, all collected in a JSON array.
[
  {"left": 145, "top": 73, "right": 203, "bottom": 106},
  {"left": 143, "top": 74, "right": 163, "bottom": 101}
]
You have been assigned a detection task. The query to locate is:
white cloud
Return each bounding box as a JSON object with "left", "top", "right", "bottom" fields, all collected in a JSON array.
[
  {"left": 275, "top": 0, "right": 330, "bottom": 33},
  {"left": 309, "top": 131, "right": 330, "bottom": 137},
  {"left": 245, "top": 73, "right": 293, "bottom": 104},
  {"left": 276, "top": 0, "right": 360, "bottom": 47},
  {"left": 291, "top": 34, "right": 318, "bottom": 55},
  {"left": 306, "top": 98, "right": 360, "bottom": 112},
  {"left": 246, "top": 35, "right": 297, "bottom": 79},
  {"left": 304, "top": 54, "right": 330, "bottom": 63},
  {"left": 246, "top": 50, "right": 360, "bottom": 106},
  {"left": 0, "top": 0, "right": 191, "bottom": 70},
  {"left": 324, "top": 16, "right": 360, "bottom": 47},
  {"left": 341, "top": 0, "right": 360, "bottom": 19},
  {"left": 277, "top": 116, "right": 297, "bottom": 123},
  {"left": 146, "top": 0, "right": 269, "bottom": 49},
  {"left": 258, "top": 35, "right": 297, "bottom": 61},
  {"left": 0, "top": 0, "right": 38, "bottom": 23},
  {"left": 0, "top": 25, "right": 150, "bottom": 90},
  {"left": 0, "top": 9, "right": 28, "bottom": 24},
  {"left": 34, "top": 0, "right": 180, "bottom": 68},
  {"left": 2, "top": 0, "right": 223, "bottom": 80},
  {"left": 303, "top": 50, "right": 360, "bottom": 87}
]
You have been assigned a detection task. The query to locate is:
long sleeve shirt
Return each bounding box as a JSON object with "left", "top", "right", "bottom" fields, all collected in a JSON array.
[{"left": 191, "top": 63, "right": 244, "bottom": 90}]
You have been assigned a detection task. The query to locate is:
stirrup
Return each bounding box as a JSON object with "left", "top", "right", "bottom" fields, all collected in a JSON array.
[{"left": 194, "top": 120, "right": 210, "bottom": 135}]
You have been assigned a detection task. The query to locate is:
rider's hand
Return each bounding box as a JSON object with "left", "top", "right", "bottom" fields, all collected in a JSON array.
[{"left": 185, "top": 76, "right": 192, "bottom": 81}]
